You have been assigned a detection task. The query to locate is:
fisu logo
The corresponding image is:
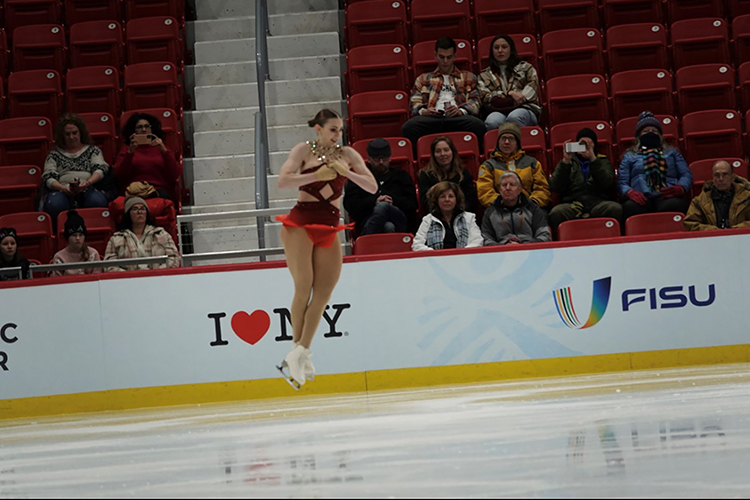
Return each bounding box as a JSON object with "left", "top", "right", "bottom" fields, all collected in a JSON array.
[{"left": 553, "top": 277, "right": 612, "bottom": 330}]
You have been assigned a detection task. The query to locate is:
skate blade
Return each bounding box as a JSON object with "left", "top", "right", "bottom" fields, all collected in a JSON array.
[{"left": 276, "top": 364, "right": 301, "bottom": 391}]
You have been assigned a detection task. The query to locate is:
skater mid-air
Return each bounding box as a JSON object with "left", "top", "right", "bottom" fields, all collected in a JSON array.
[{"left": 275, "top": 109, "right": 377, "bottom": 389}]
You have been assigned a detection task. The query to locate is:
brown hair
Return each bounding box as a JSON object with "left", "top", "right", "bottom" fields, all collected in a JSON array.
[
  {"left": 54, "top": 113, "right": 93, "bottom": 147},
  {"left": 426, "top": 181, "right": 465, "bottom": 213},
  {"left": 421, "top": 136, "right": 465, "bottom": 183},
  {"left": 308, "top": 109, "right": 342, "bottom": 128}
]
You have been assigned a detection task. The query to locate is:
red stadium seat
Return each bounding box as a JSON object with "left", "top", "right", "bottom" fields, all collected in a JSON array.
[
  {"left": 410, "top": 0, "right": 472, "bottom": 45},
  {"left": 615, "top": 115, "right": 678, "bottom": 157},
  {"left": 124, "top": 0, "right": 183, "bottom": 23},
  {"left": 124, "top": 62, "right": 181, "bottom": 114},
  {"left": 603, "top": 0, "right": 663, "bottom": 27},
  {"left": 0, "top": 117, "right": 54, "bottom": 167},
  {"left": 347, "top": 44, "right": 409, "bottom": 96},
  {"left": 732, "top": 15, "right": 750, "bottom": 69},
  {"left": 668, "top": 0, "right": 723, "bottom": 22},
  {"left": 546, "top": 75, "right": 609, "bottom": 126},
  {"left": 348, "top": 90, "right": 410, "bottom": 143},
  {"left": 557, "top": 218, "right": 621, "bottom": 241},
  {"left": 671, "top": 18, "right": 730, "bottom": 70},
  {"left": 351, "top": 137, "right": 416, "bottom": 184},
  {"left": 550, "top": 121, "right": 614, "bottom": 168},
  {"left": 676, "top": 64, "right": 736, "bottom": 117},
  {"left": 538, "top": 0, "right": 598, "bottom": 33},
  {"left": 126, "top": 17, "right": 182, "bottom": 69},
  {"left": 411, "top": 39, "right": 473, "bottom": 78},
  {"left": 477, "top": 35, "right": 537, "bottom": 72},
  {"left": 611, "top": 69, "right": 674, "bottom": 124},
  {"left": 56, "top": 207, "right": 117, "bottom": 255},
  {"left": 740, "top": 62, "right": 750, "bottom": 112},
  {"left": 606, "top": 23, "right": 668, "bottom": 75},
  {"left": 542, "top": 28, "right": 604, "bottom": 80},
  {"left": 417, "top": 132, "right": 480, "bottom": 178},
  {"left": 0, "top": 77, "right": 4, "bottom": 116},
  {"left": 4, "top": 0, "right": 60, "bottom": 39},
  {"left": 0, "top": 165, "right": 41, "bottom": 217},
  {"left": 728, "top": 0, "right": 750, "bottom": 16},
  {"left": 474, "top": 0, "right": 535, "bottom": 40},
  {"left": 689, "top": 158, "right": 748, "bottom": 197},
  {"left": 78, "top": 112, "right": 118, "bottom": 164},
  {"left": 484, "top": 126, "right": 548, "bottom": 174},
  {"left": 682, "top": 110, "right": 743, "bottom": 164},
  {"left": 66, "top": 66, "right": 121, "bottom": 118},
  {"left": 353, "top": 233, "right": 413, "bottom": 255},
  {"left": 12, "top": 24, "right": 66, "bottom": 74},
  {"left": 625, "top": 212, "right": 686, "bottom": 236},
  {"left": 0, "top": 212, "right": 54, "bottom": 262},
  {"left": 7, "top": 69, "right": 63, "bottom": 120},
  {"left": 65, "top": 0, "right": 121, "bottom": 25},
  {"left": 345, "top": 0, "right": 408, "bottom": 49},
  {"left": 70, "top": 21, "right": 123, "bottom": 70},
  {"left": 0, "top": 29, "right": 8, "bottom": 77},
  {"left": 120, "top": 108, "right": 182, "bottom": 162}
]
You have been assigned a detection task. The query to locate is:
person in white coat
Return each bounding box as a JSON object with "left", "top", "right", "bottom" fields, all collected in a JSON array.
[{"left": 412, "top": 181, "right": 483, "bottom": 251}]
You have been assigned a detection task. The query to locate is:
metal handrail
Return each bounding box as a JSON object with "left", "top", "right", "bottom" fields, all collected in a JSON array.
[
  {"left": 1, "top": 256, "right": 170, "bottom": 280},
  {"left": 254, "top": 0, "right": 271, "bottom": 261}
]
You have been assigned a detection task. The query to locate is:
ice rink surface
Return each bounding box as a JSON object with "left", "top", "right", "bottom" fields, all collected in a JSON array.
[{"left": 2, "top": 364, "right": 750, "bottom": 498}]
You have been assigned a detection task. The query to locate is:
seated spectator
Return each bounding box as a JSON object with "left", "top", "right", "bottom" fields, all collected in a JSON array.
[
  {"left": 413, "top": 181, "right": 482, "bottom": 251},
  {"left": 549, "top": 128, "right": 622, "bottom": 233},
  {"left": 619, "top": 111, "right": 692, "bottom": 221},
  {"left": 0, "top": 228, "right": 30, "bottom": 281},
  {"left": 401, "top": 37, "right": 485, "bottom": 152},
  {"left": 115, "top": 113, "right": 182, "bottom": 201},
  {"left": 50, "top": 210, "right": 102, "bottom": 277},
  {"left": 42, "top": 114, "right": 111, "bottom": 224},
  {"left": 684, "top": 160, "right": 750, "bottom": 231},
  {"left": 478, "top": 35, "right": 541, "bottom": 131},
  {"left": 482, "top": 172, "right": 551, "bottom": 245},
  {"left": 344, "top": 138, "right": 417, "bottom": 235},
  {"left": 418, "top": 136, "right": 478, "bottom": 214},
  {"left": 477, "top": 122, "right": 550, "bottom": 208},
  {"left": 104, "top": 197, "right": 180, "bottom": 271}
]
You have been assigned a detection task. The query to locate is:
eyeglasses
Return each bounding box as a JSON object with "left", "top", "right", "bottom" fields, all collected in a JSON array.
[
  {"left": 130, "top": 206, "right": 147, "bottom": 213},
  {"left": 135, "top": 124, "right": 152, "bottom": 131},
  {"left": 499, "top": 136, "right": 517, "bottom": 143}
]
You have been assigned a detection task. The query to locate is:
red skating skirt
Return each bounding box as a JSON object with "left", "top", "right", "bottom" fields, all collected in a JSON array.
[{"left": 276, "top": 201, "right": 352, "bottom": 248}]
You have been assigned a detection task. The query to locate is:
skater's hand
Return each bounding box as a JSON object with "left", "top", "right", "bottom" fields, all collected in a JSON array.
[
  {"left": 328, "top": 159, "right": 350, "bottom": 177},
  {"left": 314, "top": 165, "right": 337, "bottom": 181}
]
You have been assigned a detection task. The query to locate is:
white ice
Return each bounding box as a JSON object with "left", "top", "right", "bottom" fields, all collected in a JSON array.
[{"left": 2, "top": 364, "right": 750, "bottom": 498}]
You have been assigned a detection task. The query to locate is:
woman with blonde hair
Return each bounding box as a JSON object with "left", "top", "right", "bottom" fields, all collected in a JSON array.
[
  {"left": 413, "top": 181, "right": 482, "bottom": 251},
  {"left": 417, "top": 136, "right": 478, "bottom": 214}
]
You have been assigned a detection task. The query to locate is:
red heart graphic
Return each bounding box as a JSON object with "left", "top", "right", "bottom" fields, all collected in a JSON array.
[{"left": 231, "top": 310, "right": 271, "bottom": 345}]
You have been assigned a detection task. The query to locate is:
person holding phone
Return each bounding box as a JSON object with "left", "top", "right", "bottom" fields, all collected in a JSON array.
[
  {"left": 114, "top": 113, "right": 182, "bottom": 200},
  {"left": 548, "top": 127, "right": 622, "bottom": 235}
]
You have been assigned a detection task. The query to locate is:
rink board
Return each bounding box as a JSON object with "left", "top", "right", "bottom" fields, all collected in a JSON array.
[{"left": 1, "top": 230, "right": 749, "bottom": 419}]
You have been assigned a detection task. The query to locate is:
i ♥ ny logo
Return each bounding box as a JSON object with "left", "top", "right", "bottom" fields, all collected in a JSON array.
[{"left": 207, "top": 304, "right": 352, "bottom": 348}]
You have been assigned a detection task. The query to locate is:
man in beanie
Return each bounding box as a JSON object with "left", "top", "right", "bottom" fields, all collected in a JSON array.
[
  {"left": 0, "top": 227, "right": 30, "bottom": 281},
  {"left": 51, "top": 210, "right": 102, "bottom": 276},
  {"left": 549, "top": 128, "right": 622, "bottom": 234},
  {"left": 344, "top": 138, "right": 417, "bottom": 235},
  {"left": 477, "top": 121, "right": 550, "bottom": 207}
]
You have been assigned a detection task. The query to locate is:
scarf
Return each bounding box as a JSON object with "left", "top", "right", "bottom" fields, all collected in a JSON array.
[
  {"left": 490, "top": 148, "right": 526, "bottom": 171},
  {"left": 424, "top": 212, "right": 469, "bottom": 249},
  {"left": 640, "top": 147, "right": 667, "bottom": 190}
]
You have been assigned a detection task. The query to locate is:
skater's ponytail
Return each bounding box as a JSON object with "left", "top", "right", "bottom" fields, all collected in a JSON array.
[{"left": 308, "top": 109, "right": 341, "bottom": 128}]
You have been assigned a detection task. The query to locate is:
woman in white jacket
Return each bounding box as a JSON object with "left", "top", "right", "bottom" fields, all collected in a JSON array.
[{"left": 412, "top": 181, "right": 483, "bottom": 251}]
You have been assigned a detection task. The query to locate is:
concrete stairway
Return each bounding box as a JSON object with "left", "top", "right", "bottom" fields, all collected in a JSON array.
[{"left": 184, "top": 0, "right": 344, "bottom": 262}]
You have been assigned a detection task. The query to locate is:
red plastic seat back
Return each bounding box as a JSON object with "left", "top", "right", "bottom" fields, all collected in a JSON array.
[
  {"left": 546, "top": 75, "right": 609, "bottom": 126},
  {"left": 353, "top": 233, "right": 413, "bottom": 255},
  {"left": 558, "top": 218, "right": 621, "bottom": 241},
  {"left": 625, "top": 212, "right": 687, "bottom": 236},
  {"left": 689, "top": 158, "right": 749, "bottom": 197},
  {"left": 56, "top": 207, "right": 117, "bottom": 255},
  {"left": 615, "top": 115, "right": 678, "bottom": 159},
  {"left": 346, "top": 0, "right": 408, "bottom": 49},
  {"left": 676, "top": 64, "right": 736, "bottom": 116},
  {"left": 740, "top": 62, "right": 750, "bottom": 111},
  {"left": 78, "top": 112, "right": 118, "bottom": 165},
  {"left": 351, "top": 137, "right": 416, "bottom": 184},
  {"left": 732, "top": 15, "right": 750, "bottom": 70},
  {"left": 347, "top": 44, "right": 410, "bottom": 96},
  {"left": 0, "top": 117, "right": 54, "bottom": 168},
  {"left": 0, "top": 165, "right": 41, "bottom": 217},
  {"left": 12, "top": 24, "right": 66, "bottom": 74},
  {"left": 670, "top": 18, "right": 730, "bottom": 70},
  {"left": 70, "top": 20, "right": 123, "bottom": 70},
  {"left": 611, "top": 69, "right": 674, "bottom": 123},
  {"left": 124, "top": 62, "right": 181, "bottom": 113},
  {"left": 126, "top": 16, "right": 182, "bottom": 68},
  {"left": 8, "top": 69, "right": 63, "bottom": 120},
  {"left": 539, "top": 0, "right": 598, "bottom": 33},
  {"left": 606, "top": 23, "right": 668, "bottom": 75},
  {"left": 542, "top": 28, "right": 604, "bottom": 80},
  {"left": 66, "top": 66, "right": 121, "bottom": 118},
  {"left": 0, "top": 211, "right": 54, "bottom": 262},
  {"left": 411, "top": 39, "right": 473, "bottom": 78},
  {"left": 603, "top": 0, "right": 663, "bottom": 27},
  {"left": 682, "top": 110, "right": 743, "bottom": 164},
  {"left": 0, "top": 30, "right": 8, "bottom": 77},
  {"left": 668, "top": 0, "right": 723, "bottom": 22},
  {"left": 729, "top": 0, "right": 750, "bottom": 16},
  {"left": 124, "top": 0, "right": 183, "bottom": 23},
  {"left": 65, "top": 0, "right": 122, "bottom": 25},
  {"left": 477, "top": 34, "right": 537, "bottom": 72},
  {"left": 417, "top": 132, "right": 480, "bottom": 179},
  {"left": 550, "top": 121, "right": 613, "bottom": 168},
  {"left": 474, "top": 0, "right": 535, "bottom": 40},
  {"left": 348, "top": 90, "right": 410, "bottom": 143},
  {"left": 5, "top": 0, "right": 60, "bottom": 39},
  {"left": 411, "top": 0, "right": 472, "bottom": 45}
]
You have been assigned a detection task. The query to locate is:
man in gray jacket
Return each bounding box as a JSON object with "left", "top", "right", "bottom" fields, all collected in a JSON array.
[{"left": 482, "top": 172, "right": 551, "bottom": 245}]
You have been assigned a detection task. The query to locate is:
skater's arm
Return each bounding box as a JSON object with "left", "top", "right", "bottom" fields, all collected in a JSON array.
[
  {"left": 277, "top": 143, "right": 323, "bottom": 190},
  {"left": 341, "top": 147, "right": 378, "bottom": 194}
]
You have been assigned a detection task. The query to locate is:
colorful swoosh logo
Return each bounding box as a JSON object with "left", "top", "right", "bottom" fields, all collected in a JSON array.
[{"left": 553, "top": 277, "right": 612, "bottom": 329}]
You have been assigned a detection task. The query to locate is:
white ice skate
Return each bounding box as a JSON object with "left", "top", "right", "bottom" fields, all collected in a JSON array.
[
  {"left": 277, "top": 344, "right": 308, "bottom": 390},
  {"left": 293, "top": 342, "right": 316, "bottom": 381}
]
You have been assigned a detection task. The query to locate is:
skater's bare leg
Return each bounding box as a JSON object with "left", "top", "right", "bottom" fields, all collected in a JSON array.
[
  {"left": 299, "top": 239, "right": 342, "bottom": 349},
  {"left": 280, "top": 226, "right": 314, "bottom": 343}
]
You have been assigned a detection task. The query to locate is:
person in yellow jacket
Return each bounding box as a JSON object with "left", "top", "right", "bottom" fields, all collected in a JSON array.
[
  {"left": 684, "top": 160, "right": 750, "bottom": 231},
  {"left": 477, "top": 122, "right": 550, "bottom": 208}
]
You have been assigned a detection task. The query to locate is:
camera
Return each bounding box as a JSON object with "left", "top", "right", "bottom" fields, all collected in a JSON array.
[{"left": 564, "top": 142, "right": 587, "bottom": 154}]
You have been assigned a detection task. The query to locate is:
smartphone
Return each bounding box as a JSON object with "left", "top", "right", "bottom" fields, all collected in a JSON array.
[
  {"left": 564, "top": 142, "right": 587, "bottom": 154},
  {"left": 133, "top": 134, "right": 154, "bottom": 145}
]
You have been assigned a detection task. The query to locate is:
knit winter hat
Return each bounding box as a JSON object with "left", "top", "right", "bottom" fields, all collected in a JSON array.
[
  {"left": 124, "top": 196, "right": 148, "bottom": 214},
  {"left": 367, "top": 138, "right": 391, "bottom": 158},
  {"left": 64, "top": 210, "right": 87, "bottom": 239},
  {"left": 497, "top": 121, "right": 522, "bottom": 146},
  {"left": 0, "top": 227, "right": 18, "bottom": 243},
  {"left": 635, "top": 111, "right": 663, "bottom": 137},
  {"left": 576, "top": 127, "right": 599, "bottom": 155}
]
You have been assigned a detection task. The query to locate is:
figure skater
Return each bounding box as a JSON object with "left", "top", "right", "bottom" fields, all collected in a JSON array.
[{"left": 275, "top": 109, "right": 377, "bottom": 389}]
